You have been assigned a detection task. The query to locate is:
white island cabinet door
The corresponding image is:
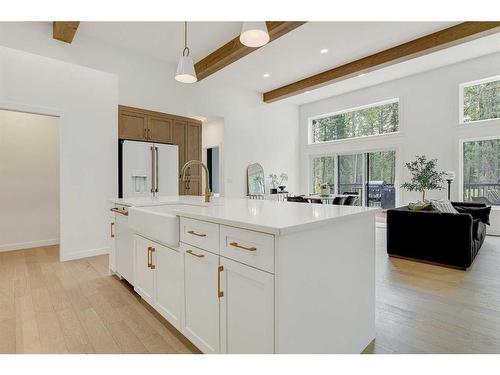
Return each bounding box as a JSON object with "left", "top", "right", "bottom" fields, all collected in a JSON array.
[
  {"left": 134, "top": 235, "right": 155, "bottom": 305},
  {"left": 155, "top": 243, "right": 182, "bottom": 330},
  {"left": 181, "top": 243, "right": 220, "bottom": 354},
  {"left": 220, "top": 257, "right": 275, "bottom": 354}
]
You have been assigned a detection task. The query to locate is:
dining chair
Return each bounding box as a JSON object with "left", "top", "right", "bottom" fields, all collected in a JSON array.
[
  {"left": 332, "top": 197, "right": 346, "bottom": 205},
  {"left": 308, "top": 198, "right": 323, "bottom": 204},
  {"left": 343, "top": 196, "right": 358, "bottom": 206},
  {"left": 286, "top": 196, "right": 309, "bottom": 203}
]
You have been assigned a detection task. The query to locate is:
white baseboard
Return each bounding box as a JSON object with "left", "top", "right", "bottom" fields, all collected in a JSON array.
[
  {"left": 59, "top": 246, "right": 110, "bottom": 262},
  {"left": 0, "top": 239, "right": 59, "bottom": 252}
]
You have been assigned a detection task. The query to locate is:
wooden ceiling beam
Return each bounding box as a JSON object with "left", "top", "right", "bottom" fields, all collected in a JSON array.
[
  {"left": 194, "top": 21, "right": 306, "bottom": 81},
  {"left": 53, "top": 21, "right": 80, "bottom": 43},
  {"left": 263, "top": 22, "right": 500, "bottom": 103}
]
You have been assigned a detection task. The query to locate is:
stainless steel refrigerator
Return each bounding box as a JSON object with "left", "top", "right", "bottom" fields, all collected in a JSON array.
[{"left": 119, "top": 140, "right": 179, "bottom": 198}]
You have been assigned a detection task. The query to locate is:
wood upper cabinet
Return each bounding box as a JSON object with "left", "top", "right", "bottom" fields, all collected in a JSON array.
[
  {"left": 118, "top": 105, "right": 202, "bottom": 196},
  {"left": 185, "top": 121, "right": 202, "bottom": 196},
  {"left": 119, "top": 110, "right": 148, "bottom": 141},
  {"left": 148, "top": 115, "right": 172, "bottom": 143}
]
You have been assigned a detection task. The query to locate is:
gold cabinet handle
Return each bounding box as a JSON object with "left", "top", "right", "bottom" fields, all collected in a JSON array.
[
  {"left": 150, "top": 247, "right": 156, "bottom": 270},
  {"left": 110, "top": 222, "right": 115, "bottom": 238},
  {"left": 229, "top": 241, "right": 256, "bottom": 252},
  {"left": 186, "top": 249, "right": 205, "bottom": 258},
  {"left": 218, "top": 265, "right": 224, "bottom": 298},
  {"left": 144, "top": 127, "right": 147, "bottom": 139},
  {"left": 110, "top": 207, "right": 128, "bottom": 216},
  {"left": 187, "top": 230, "right": 207, "bottom": 237}
]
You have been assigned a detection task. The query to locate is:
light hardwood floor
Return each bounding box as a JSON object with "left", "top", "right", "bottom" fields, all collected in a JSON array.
[
  {"left": 0, "top": 245, "right": 197, "bottom": 354},
  {"left": 1, "top": 229, "right": 500, "bottom": 354}
]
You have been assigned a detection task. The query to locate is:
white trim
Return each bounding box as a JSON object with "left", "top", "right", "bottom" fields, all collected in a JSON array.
[
  {"left": 0, "top": 101, "right": 65, "bottom": 261},
  {"left": 59, "top": 246, "right": 110, "bottom": 262},
  {"left": 0, "top": 239, "right": 59, "bottom": 253},
  {"left": 459, "top": 134, "right": 500, "bottom": 203},
  {"left": 308, "top": 98, "right": 400, "bottom": 145},
  {"left": 459, "top": 74, "right": 500, "bottom": 125}
]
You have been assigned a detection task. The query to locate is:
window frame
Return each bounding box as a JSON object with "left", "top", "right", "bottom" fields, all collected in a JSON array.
[
  {"left": 459, "top": 74, "right": 500, "bottom": 125},
  {"left": 308, "top": 98, "right": 400, "bottom": 145},
  {"left": 459, "top": 135, "right": 500, "bottom": 210}
]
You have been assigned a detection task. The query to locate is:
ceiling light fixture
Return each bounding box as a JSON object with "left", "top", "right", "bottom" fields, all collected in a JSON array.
[
  {"left": 263, "top": 73, "right": 270, "bottom": 78},
  {"left": 240, "top": 22, "right": 270, "bottom": 48},
  {"left": 320, "top": 48, "right": 329, "bottom": 54},
  {"left": 175, "top": 21, "right": 197, "bottom": 84}
]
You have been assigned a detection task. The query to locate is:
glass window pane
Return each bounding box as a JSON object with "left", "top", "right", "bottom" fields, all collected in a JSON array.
[
  {"left": 463, "top": 138, "right": 500, "bottom": 206},
  {"left": 367, "top": 151, "right": 396, "bottom": 209},
  {"left": 311, "top": 100, "right": 399, "bottom": 143},
  {"left": 338, "top": 154, "right": 364, "bottom": 204},
  {"left": 463, "top": 78, "right": 500, "bottom": 123},
  {"left": 311, "top": 156, "right": 335, "bottom": 194}
]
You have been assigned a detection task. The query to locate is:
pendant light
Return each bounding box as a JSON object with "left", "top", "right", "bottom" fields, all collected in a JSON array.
[
  {"left": 175, "top": 21, "right": 197, "bottom": 83},
  {"left": 240, "top": 22, "right": 270, "bottom": 48}
]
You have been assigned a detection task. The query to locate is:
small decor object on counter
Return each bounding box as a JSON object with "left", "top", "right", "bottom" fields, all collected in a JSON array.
[
  {"left": 443, "top": 171, "right": 455, "bottom": 200},
  {"left": 401, "top": 155, "right": 445, "bottom": 202},
  {"left": 269, "top": 172, "right": 288, "bottom": 194}
]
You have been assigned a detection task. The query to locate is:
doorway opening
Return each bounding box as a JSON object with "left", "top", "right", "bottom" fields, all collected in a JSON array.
[{"left": 0, "top": 109, "right": 60, "bottom": 253}]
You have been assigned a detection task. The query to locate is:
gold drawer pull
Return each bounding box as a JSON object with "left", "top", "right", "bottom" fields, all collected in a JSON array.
[
  {"left": 229, "top": 242, "right": 257, "bottom": 252},
  {"left": 218, "top": 265, "right": 224, "bottom": 298},
  {"left": 187, "top": 230, "right": 207, "bottom": 237},
  {"left": 186, "top": 249, "right": 205, "bottom": 258},
  {"left": 110, "top": 222, "right": 115, "bottom": 238}
]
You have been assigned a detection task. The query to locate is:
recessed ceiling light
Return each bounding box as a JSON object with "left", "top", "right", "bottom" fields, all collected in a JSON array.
[
  {"left": 263, "top": 73, "right": 270, "bottom": 78},
  {"left": 305, "top": 90, "right": 311, "bottom": 94},
  {"left": 358, "top": 73, "right": 366, "bottom": 77},
  {"left": 320, "top": 48, "right": 329, "bottom": 54}
]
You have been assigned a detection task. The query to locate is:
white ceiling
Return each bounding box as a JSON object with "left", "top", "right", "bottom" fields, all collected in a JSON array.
[
  {"left": 76, "top": 21, "right": 500, "bottom": 104},
  {"left": 78, "top": 21, "right": 242, "bottom": 63}
]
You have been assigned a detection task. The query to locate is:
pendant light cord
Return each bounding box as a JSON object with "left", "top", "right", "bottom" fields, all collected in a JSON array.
[{"left": 183, "top": 21, "right": 190, "bottom": 57}]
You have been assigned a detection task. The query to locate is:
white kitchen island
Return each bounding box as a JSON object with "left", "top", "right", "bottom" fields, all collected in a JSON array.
[{"left": 109, "top": 196, "right": 377, "bottom": 354}]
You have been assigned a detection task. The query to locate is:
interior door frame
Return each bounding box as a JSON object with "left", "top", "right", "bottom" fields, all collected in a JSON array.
[
  {"left": 0, "top": 100, "right": 64, "bottom": 258},
  {"left": 202, "top": 142, "right": 224, "bottom": 196}
]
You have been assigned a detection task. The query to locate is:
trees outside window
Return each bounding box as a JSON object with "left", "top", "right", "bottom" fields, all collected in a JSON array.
[
  {"left": 311, "top": 100, "right": 399, "bottom": 143},
  {"left": 462, "top": 77, "right": 500, "bottom": 123}
]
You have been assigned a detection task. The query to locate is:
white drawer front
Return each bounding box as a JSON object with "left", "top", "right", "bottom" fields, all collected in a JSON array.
[
  {"left": 180, "top": 217, "right": 220, "bottom": 254},
  {"left": 219, "top": 225, "right": 274, "bottom": 273}
]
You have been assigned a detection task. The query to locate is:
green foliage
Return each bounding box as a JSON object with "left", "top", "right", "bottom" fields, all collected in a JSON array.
[
  {"left": 401, "top": 155, "right": 445, "bottom": 201},
  {"left": 312, "top": 101, "right": 399, "bottom": 143},
  {"left": 463, "top": 80, "right": 500, "bottom": 123}
]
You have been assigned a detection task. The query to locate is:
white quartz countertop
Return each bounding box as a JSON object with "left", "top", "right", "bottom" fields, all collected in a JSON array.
[{"left": 110, "top": 196, "right": 378, "bottom": 235}]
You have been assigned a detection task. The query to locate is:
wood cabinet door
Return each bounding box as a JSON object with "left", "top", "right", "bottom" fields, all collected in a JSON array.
[
  {"left": 181, "top": 243, "right": 220, "bottom": 354},
  {"left": 185, "top": 122, "right": 202, "bottom": 195},
  {"left": 172, "top": 120, "right": 187, "bottom": 194},
  {"left": 219, "top": 257, "right": 275, "bottom": 354},
  {"left": 148, "top": 115, "right": 173, "bottom": 143},
  {"left": 134, "top": 235, "right": 156, "bottom": 305},
  {"left": 155, "top": 243, "right": 182, "bottom": 331},
  {"left": 119, "top": 110, "right": 148, "bottom": 140}
]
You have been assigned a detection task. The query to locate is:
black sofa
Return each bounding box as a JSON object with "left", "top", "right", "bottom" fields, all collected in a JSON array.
[{"left": 386, "top": 202, "right": 489, "bottom": 270}]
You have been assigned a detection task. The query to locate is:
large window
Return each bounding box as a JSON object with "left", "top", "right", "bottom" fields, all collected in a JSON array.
[
  {"left": 311, "top": 150, "right": 396, "bottom": 208},
  {"left": 463, "top": 138, "right": 500, "bottom": 206},
  {"left": 461, "top": 76, "right": 500, "bottom": 123},
  {"left": 310, "top": 99, "right": 399, "bottom": 143}
]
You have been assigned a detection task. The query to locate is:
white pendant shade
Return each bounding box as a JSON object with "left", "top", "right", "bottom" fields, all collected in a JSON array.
[
  {"left": 240, "top": 22, "right": 270, "bottom": 47},
  {"left": 175, "top": 54, "right": 197, "bottom": 83}
]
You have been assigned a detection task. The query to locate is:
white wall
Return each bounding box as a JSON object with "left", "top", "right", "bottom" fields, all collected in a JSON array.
[
  {"left": 0, "top": 46, "right": 118, "bottom": 260},
  {"left": 0, "top": 22, "right": 300, "bottom": 198},
  {"left": 0, "top": 110, "right": 59, "bottom": 251},
  {"left": 299, "top": 52, "right": 500, "bottom": 234}
]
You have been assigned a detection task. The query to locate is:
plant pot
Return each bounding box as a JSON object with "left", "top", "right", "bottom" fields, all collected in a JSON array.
[
  {"left": 270, "top": 188, "right": 278, "bottom": 194},
  {"left": 278, "top": 185, "right": 286, "bottom": 192}
]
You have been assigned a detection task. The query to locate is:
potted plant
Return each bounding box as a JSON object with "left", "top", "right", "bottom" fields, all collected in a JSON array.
[
  {"left": 278, "top": 173, "right": 288, "bottom": 192},
  {"left": 401, "top": 155, "right": 445, "bottom": 202},
  {"left": 269, "top": 173, "right": 279, "bottom": 194}
]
